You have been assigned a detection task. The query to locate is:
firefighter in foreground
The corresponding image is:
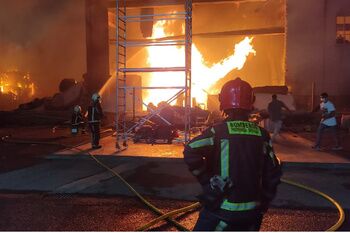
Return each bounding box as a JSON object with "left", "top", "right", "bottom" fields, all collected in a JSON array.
[
  {"left": 88, "top": 93, "right": 104, "bottom": 149},
  {"left": 183, "top": 78, "right": 282, "bottom": 231}
]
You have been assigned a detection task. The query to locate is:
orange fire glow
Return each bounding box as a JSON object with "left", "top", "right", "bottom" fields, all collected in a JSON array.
[
  {"left": 0, "top": 71, "right": 35, "bottom": 99},
  {"left": 144, "top": 20, "right": 256, "bottom": 108}
]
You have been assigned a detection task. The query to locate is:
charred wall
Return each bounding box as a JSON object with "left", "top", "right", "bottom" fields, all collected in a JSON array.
[{"left": 85, "top": 0, "right": 110, "bottom": 94}]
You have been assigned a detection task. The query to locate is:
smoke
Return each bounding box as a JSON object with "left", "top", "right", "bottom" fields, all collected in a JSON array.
[{"left": 0, "top": 0, "right": 86, "bottom": 97}]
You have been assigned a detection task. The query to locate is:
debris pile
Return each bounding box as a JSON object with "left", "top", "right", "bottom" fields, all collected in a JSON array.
[{"left": 0, "top": 79, "right": 90, "bottom": 126}]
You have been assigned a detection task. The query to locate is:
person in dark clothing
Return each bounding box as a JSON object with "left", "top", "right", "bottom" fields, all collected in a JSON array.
[
  {"left": 71, "top": 105, "right": 85, "bottom": 135},
  {"left": 183, "top": 78, "right": 282, "bottom": 231},
  {"left": 88, "top": 93, "right": 104, "bottom": 149},
  {"left": 267, "top": 94, "right": 290, "bottom": 142}
]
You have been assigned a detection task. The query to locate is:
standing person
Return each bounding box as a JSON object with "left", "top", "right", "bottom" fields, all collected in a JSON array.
[
  {"left": 88, "top": 93, "right": 104, "bottom": 149},
  {"left": 312, "top": 93, "right": 342, "bottom": 150},
  {"left": 71, "top": 105, "right": 85, "bottom": 135},
  {"left": 183, "top": 78, "right": 282, "bottom": 231},
  {"left": 267, "top": 94, "right": 291, "bottom": 142}
]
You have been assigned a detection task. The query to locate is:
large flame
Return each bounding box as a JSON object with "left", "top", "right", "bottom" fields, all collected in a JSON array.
[{"left": 144, "top": 20, "right": 256, "bottom": 108}]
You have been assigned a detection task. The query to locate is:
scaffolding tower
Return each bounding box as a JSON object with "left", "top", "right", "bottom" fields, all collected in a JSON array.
[{"left": 115, "top": 0, "right": 192, "bottom": 149}]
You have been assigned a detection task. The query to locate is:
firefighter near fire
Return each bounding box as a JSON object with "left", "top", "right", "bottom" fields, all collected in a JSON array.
[
  {"left": 71, "top": 105, "right": 86, "bottom": 135},
  {"left": 183, "top": 77, "right": 282, "bottom": 231},
  {"left": 87, "top": 93, "right": 104, "bottom": 149}
]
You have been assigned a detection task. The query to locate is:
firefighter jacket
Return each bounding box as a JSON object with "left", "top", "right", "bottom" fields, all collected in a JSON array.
[
  {"left": 183, "top": 119, "right": 281, "bottom": 213},
  {"left": 71, "top": 112, "right": 84, "bottom": 127},
  {"left": 88, "top": 103, "right": 104, "bottom": 124}
]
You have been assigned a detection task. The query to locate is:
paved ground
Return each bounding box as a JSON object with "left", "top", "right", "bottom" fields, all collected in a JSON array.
[
  {"left": 0, "top": 126, "right": 349, "bottom": 231},
  {"left": 0, "top": 154, "right": 349, "bottom": 217},
  {"left": 0, "top": 193, "right": 339, "bottom": 231},
  {"left": 55, "top": 132, "right": 350, "bottom": 165}
]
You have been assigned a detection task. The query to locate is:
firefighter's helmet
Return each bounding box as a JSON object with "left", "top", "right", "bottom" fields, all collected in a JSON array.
[
  {"left": 219, "top": 77, "right": 254, "bottom": 111},
  {"left": 73, "top": 105, "right": 82, "bottom": 113},
  {"left": 91, "top": 93, "right": 101, "bottom": 103}
]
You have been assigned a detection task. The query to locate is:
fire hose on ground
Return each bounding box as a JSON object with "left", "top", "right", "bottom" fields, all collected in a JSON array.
[
  {"left": 0, "top": 137, "right": 345, "bottom": 231},
  {"left": 1, "top": 135, "right": 190, "bottom": 231}
]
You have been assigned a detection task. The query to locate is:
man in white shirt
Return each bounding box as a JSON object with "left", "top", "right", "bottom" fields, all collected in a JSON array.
[{"left": 312, "top": 93, "right": 342, "bottom": 150}]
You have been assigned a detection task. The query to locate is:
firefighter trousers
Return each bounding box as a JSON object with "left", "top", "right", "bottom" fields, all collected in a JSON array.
[{"left": 89, "top": 123, "right": 100, "bottom": 147}]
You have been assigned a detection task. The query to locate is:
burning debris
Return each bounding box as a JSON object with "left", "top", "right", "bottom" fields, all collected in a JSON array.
[
  {"left": 18, "top": 78, "right": 87, "bottom": 111},
  {"left": 0, "top": 70, "right": 35, "bottom": 110},
  {"left": 0, "top": 76, "right": 92, "bottom": 127}
]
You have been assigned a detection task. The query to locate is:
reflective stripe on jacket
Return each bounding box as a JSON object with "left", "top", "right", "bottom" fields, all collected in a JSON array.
[
  {"left": 88, "top": 103, "right": 103, "bottom": 124},
  {"left": 71, "top": 113, "right": 84, "bottom": 126},
  {"left": 183, "top": 119, "right": 281, "bottom": 212}
]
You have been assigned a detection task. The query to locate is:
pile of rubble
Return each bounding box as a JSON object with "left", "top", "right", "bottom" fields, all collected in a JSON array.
[{"left": 0, "top": 79, "right": 90, "bottom": 126}]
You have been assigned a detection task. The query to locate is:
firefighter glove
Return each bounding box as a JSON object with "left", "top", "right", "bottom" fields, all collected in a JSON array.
[{"left": 197, "top": 175, "right": 233, "bottom": 210}]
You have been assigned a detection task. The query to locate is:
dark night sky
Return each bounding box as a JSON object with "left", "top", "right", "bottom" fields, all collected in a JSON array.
[{"left": 0, "top": 0, "right": 86, "bottom": 97}]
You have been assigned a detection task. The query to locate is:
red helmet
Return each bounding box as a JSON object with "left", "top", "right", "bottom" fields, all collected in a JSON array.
[{"left": 219, "top": 77, "right": 254, "bottom": 111}]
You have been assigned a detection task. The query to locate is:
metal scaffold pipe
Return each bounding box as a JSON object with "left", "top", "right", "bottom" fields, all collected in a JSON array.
[{"left": 115, "top": 0, "right": 193, "bottom": 150}]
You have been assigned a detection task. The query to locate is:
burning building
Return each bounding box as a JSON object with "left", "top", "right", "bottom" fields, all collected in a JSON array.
[{"left": 84, "top": 0, "right": 350, "bottom": 113}]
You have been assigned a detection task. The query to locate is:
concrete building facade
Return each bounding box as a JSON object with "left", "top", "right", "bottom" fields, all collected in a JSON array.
[{"left": 286, "top": 0, "right": 350, "bottom": 110}]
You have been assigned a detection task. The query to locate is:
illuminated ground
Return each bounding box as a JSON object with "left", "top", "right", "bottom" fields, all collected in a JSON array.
[
  {"left": 0, "top": 126, "right": 349, "bottom": 231},
  {"left": 56, "top": 132, "right": 350, "bottom": 165}
]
